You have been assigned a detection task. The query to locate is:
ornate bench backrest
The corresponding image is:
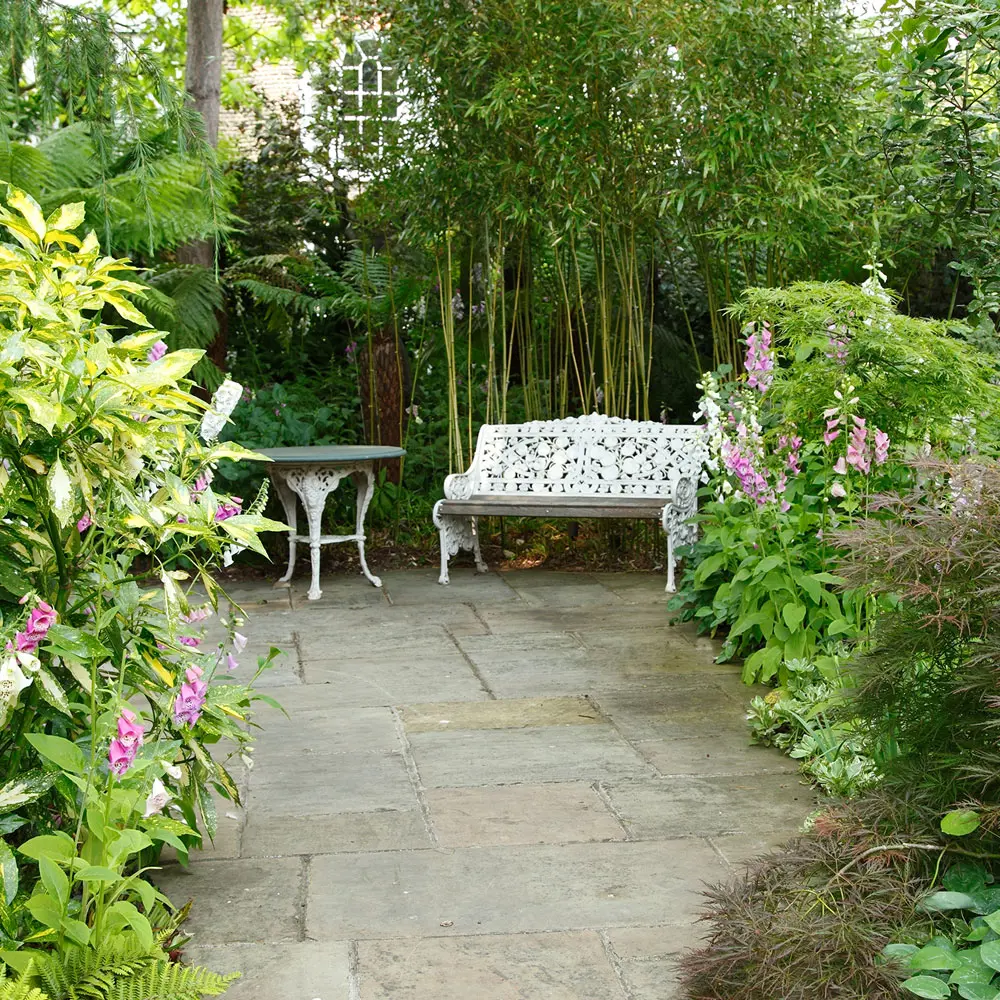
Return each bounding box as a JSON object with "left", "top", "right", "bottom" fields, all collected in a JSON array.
[{"left": 470, "top": 414, "right": 705, "bottom": 497}]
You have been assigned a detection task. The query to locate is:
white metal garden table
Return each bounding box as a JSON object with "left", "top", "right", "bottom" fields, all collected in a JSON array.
[{"left": 257, "top": 445, "right": 406, "bottom": 599}]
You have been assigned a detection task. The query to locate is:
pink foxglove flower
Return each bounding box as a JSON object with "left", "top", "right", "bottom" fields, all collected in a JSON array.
[
  {"left": 181, "top": 607, "right": 212, "bottom": 624},
  {"left": 147, "top": 340, "right": 168, "bottom": 363},
  {"left": 192, "top": 475, "right": 210, "bottom": 495},
  {"left": 830, "top": 482, "right": 847, "bottom": 498},
  {"left": 846, "top": 417, "right": 871, "bottom": 474},
  {"left": 108, "top": 739, "right": 133, "bottom": 777},
  {"left": 833, "top": 457, "right": 847, "bottom": 475},
  {"left": 173, "top": 681, "right": 207, "bottom": 727},
  {"left": 14, "top": 599, "right": 58, "bottom": 652},
  {"left": 116, "top": 708, "right": 144, "bottom": 752},
  {"left": 873, "top": 428, "right": 890, "bottom": 466},
  {"left": 226, "top": 652, "right": 239, "bottom": 672},
  {"left": 823, "top": 418, "right": 841, "bottom": 447},
  {"left": 744, "top": 323, "right": 775, "bottom": 393},
  {"left": 215, "top": 498, "right": 242, "bottom": 522},
  {"left": 179, "top": 636, "right": 201, "bottom": 648},
  {"left": 77, "top": 513, "right": 92, "bottom": 533}
]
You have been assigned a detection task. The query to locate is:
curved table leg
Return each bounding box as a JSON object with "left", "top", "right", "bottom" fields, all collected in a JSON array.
[
  {"left": 352, "top": 466, "right": 382, "bottom": 588},
  {"left": 272, "top": 472, "right": 299, "bottom": 585}
]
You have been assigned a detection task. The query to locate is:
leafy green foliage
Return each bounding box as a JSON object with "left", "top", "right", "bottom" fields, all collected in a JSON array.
[
  {"left": 0, "top": 191, "right": 282, "bottom": 971},
  {"left": 872, "top": 0, "right": 1000, "bottom": 337},
  {"left": 673, "top": 276, "right": 998, "bottom": 685},
  {"left": 887, "top": 864, "right": 1000, "bottom": 999}
]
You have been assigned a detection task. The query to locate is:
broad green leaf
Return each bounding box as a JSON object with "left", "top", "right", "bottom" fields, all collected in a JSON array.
[
  {"left": 103, "top": 293, "right": 150, "bottom": 326},
  {"left": 6, "top": 389, "right": 67, "bottom": 434},
  {"left": 981, "top": 940, "right": 1000, "bottom": 972},
  {"left": 782, "top": 603, "right": 807, "bottom": 632},
  {"left": 25, "top": 893, "right": 62, "bottom": 930},
  {"left": 125, "top": 349, "right": 202, "bottom": 390},
  {"left": 911, "top": 944, "right": 963, "bottom": 970},
  {"left": 943, "top": 810, "right": 982, "bottom": 837},
  {"left": 920, "top": 892, "right": 980, "bottom": 913},
  {"left": 44, "top": 624, "right": 110, "bottom": 661},
  {"left": 38, "top": 855, "right": 69, "bottom": 907},
  {"left": 25, "top": 733, "right": 86, "bottom": 774},
  {"left": 901, "top": 975, "right": 952, "bottom": 998},
  {"left": 60, "top": 917, "right": 91, "bottom": 947},
  {"left": 74, "top": 865, "right": 122, "bottom": 883},
  {"left": 955, "top": 983, "right": 999, "bottom": 1000},
  {"left": 109, "top": 900, "right": 153, "bottom": 951},
  {"left": 17, "top": 833, "right": 75, "bottom": 863},
  {"left": 0, "top": 770, "right": 56, "bottom": 814},
  {"left": 885, "top": 944, "right": 921, "bottom": 960},
  {"left": 0, "top": 839, "right": 17, "bottom": 905}
]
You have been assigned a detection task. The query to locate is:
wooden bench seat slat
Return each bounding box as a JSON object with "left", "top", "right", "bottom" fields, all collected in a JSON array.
[{"left": 437, "top": 496, "right": 669, "bottom": 519}]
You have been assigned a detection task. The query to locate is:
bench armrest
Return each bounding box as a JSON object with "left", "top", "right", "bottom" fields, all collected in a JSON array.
[
  {"left": 661, "top": 475, "right": 698, "bottom": 539},
  {"left": 443, "top": 472, "right": 476, "bottom": 500}
]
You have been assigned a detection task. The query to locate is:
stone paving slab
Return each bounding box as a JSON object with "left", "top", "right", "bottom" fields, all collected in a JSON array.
[
  {"left": 242, "top": 808, "right": 431, "bottom": 857},
  {"left": 501, "top": 570, "right": 627, "bottom": 608},
  {"left": 408, "top": 725, "right": 654, "bottom": 787},
  {"left": 425, "top": 783, "right": 626, "bottom": 847},
  {"left": 183, "top": 941, "right": 351, "bottom": 1000},
  {"left": 602, "top": 774, "right": 816, "bottom": 840},
  {"left": 381, "top": 567, "right": 521, "bottom": 605},
  {"left": 637, "top": 734, "right": 801, "bottom": 778},
  {"left": 357, "top": 931, "right": 626, "bottom": 999},
  {"left": 401, "top": 696, "right": 604, "bottom": 733},
  {"left": 156, "top": 857, "right": 304, "bottom": 943},
  {"left": 307, "top": 840, "right": 728, "bottom": 939},
  {"left": 299, "top": 652, "right": 489, "bottom": 706}
]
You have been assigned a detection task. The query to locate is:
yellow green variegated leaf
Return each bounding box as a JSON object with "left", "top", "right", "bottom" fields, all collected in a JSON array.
[
  {"left": 103, "top": 293, "right": 149, "bottom": 327},
  {"left": 7, "top": 389, "right": 69, "bottom": 434},
  {"left": 0, "top": 770, "right": 56, "bottom": 815},
  {"left": 35, "top": 669, "right": 70, "bottom": 716},
  {"left": 6, "top": 189, "right": 46, "bottom": 240},
  {"left": 0, "top": 839, "right": 17, "bottom": 904},
  {"left": 47, "top": 457, "right": 74, "bottom": 527},
  {"left": 125, "top": 349, "right": 203, "bottom": 390},
  {"left": 45, "top": 202, "right": 86, "bottom": 233}
]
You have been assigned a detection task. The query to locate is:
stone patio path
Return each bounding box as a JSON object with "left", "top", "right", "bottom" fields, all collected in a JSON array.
[{"left": 159, "top": 568, "right": 815, "bottom": 999}]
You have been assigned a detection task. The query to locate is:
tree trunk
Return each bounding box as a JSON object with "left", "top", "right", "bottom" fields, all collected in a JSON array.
[
  {"left": 178, "top": 0, "right": 226, "bottom": 369},
  {"left": 359, "top": 327, "right": 411, "bottom": 484}
]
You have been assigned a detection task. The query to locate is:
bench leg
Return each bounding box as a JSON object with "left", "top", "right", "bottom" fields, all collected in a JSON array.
[
  {"left": 472, "top": 518, "right": 488, "bottom": 574},
  {"left": 434, "top": 502, "right": 478, "bottom": 585},
  {"left": 665, "top": 532, "right": 676, "bottom": 593}
]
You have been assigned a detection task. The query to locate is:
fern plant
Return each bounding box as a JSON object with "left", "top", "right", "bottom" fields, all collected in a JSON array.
[{"left": 1, "top": 942, "right": 236, "bottom": 1000}]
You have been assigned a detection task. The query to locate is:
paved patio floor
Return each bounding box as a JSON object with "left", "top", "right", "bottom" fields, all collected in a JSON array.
[{"left": 159, "top": 568, "right": 815, "bottom": 999}]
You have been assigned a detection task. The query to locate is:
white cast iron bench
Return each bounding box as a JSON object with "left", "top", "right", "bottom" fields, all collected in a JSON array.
[{"left": 432, "top": 414, "right": 706, "bottom": 591}]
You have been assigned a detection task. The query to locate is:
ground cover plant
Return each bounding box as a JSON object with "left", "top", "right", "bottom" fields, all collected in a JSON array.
[{"left": 0, "top": 192, "right": 282, "bottom": 991}]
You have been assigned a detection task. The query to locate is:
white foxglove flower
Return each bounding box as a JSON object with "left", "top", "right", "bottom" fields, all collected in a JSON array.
[
  {"left": 143, "top": 778, "right": 172, "bottom": 818},
  {"left": 0, "top": 657, "right": 33, "bottom": 727},
  {"left": 200, "top": 379, "right": 243, "bottom": 442},
  {"left": 162, "top": 761, "right": 182, "bottom": 780},
  {"left": 233, "top": 632, "right": 248, "bottom": 653}
]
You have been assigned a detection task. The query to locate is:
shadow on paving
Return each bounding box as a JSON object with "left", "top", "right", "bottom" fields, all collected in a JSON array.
[{"left": 158, "top": 568, "right": 819, "bottom": 999}]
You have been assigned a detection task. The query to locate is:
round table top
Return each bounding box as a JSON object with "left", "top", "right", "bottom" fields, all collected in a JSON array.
[{"left": 256, "top": 445, "right": 407, "bottom": 464}]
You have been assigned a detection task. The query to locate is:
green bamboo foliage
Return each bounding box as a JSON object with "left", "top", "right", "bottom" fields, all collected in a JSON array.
[{"left": 325, "top": 0, "right": 880, "bottom": 467}]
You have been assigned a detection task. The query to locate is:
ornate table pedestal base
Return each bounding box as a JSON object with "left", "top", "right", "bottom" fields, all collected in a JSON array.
[{"left": 270, "top": 463, "right": 380, "bottom": 600}]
